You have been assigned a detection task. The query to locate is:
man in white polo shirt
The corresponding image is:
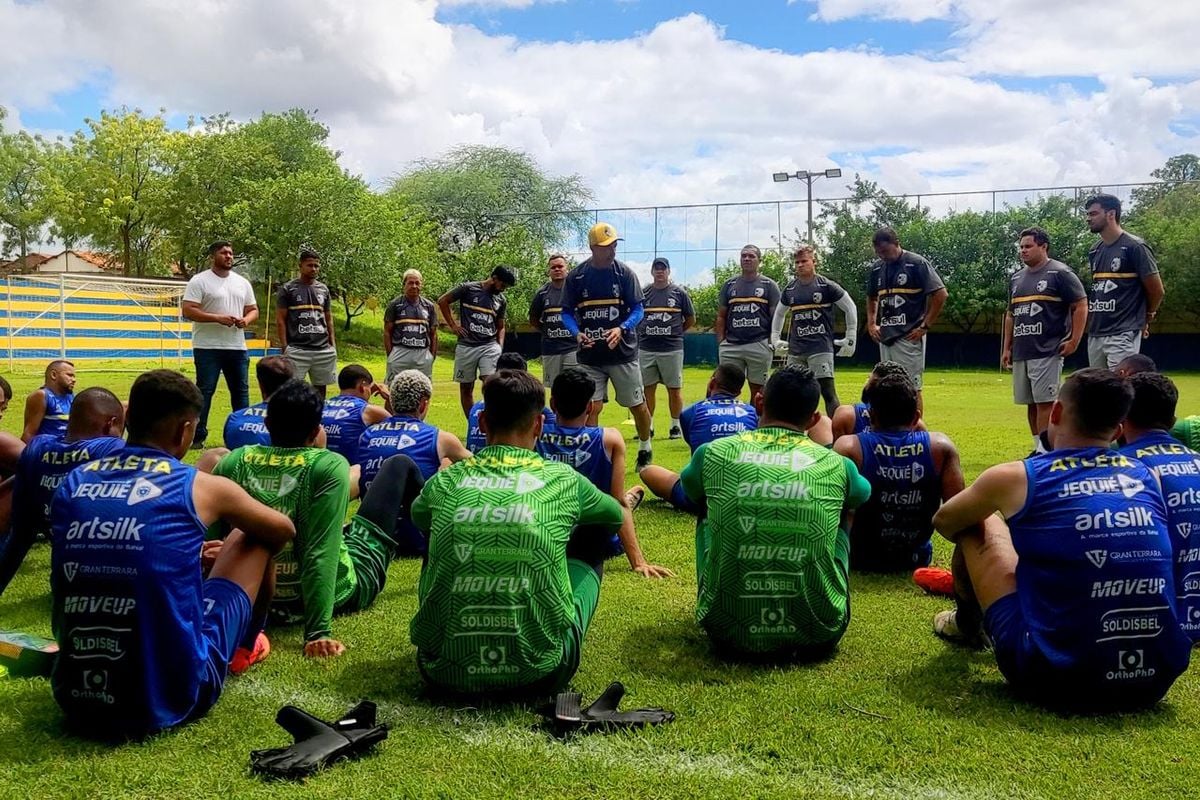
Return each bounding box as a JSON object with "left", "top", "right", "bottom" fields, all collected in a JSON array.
[{"left": 182, "top": 240, "right": 258, "bottom": 448}]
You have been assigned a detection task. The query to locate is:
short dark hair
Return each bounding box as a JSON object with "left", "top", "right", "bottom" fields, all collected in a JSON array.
[
  {"left": 482, "top": 370, "right": 544, "bottom": 435},
  {"left": 711, "top": 363, "right": 746, "bottom": 396},
  {"left": 256, "top": 356, "right": 296, "bottom": 398},
  {"left": 762, "top": 364, "right": 820, "bottom": 426},
  {"left": 46, "top": 359, "right": 74, "bottom": 378},
  {"left": 1127, "top": 373, "right": 1178, "bottom": 432},
  {"left": 338, "top": 364, "right": 373, "bottom": 390},
  {"left": 0, "top": 375, "right": 11, "bottom": 402},
  {"left": 299, "top": 248, "right": 320, "bottom": 262},
  {"left": 126, "top": 369, "right": 203, "bottom": 442},
  {"left": 1116, "top": 353, "right": 1157, "bottom": 376},
  {"left": 1019, "top": 226, "right": 1050, "bottom": 248},
  {"left": 208, "top": 240, "right": 232, "bottom": 256},
  {"left": 69, "top": 387, "right": 125, "bottom": 435},
  {"left": 863, "top": 360, "right": 910, "bottom": 402},
  {"left": 865, "top": 373, "right": 918, "bottom": 429},
  {"left": 551, "top": 367, "right": 595, "bottom": 419},
  {"left": 1060, "top": 368, "right": 1133, "bottom": 438},
  {"left": 492, "top": 265, "right": 518, "bottom": 287},
  {"left": 872, "top": 227, "right": 899, "bottom": 247},
  {"left": 1085, "top": 193, "right": 1122, "bottom": 223},
  {"left": 266, "top": 379, "right": 324, "bottom": 447},
  {"left": 496, "top": 352, "right": 528, "bottom": 371}
]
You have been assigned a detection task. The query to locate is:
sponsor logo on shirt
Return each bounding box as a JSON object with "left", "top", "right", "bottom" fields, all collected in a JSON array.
[
  {"left": 1090, "top": 577, "right": 1167, "bottom": 598},
  {"left": 63, "top": 595, "right": 137, "bottom": 615},
  {"left": 452, "top": 504, "right": 535, "bottom": 524},
  {"left": 455, "top": 473, "right": 545, "bottom": 494},
  {"left": 1058, "top": 473, "right": 1144, "bottom": 499},
  {"left": 1098, "top": 607, "right": 1167, "bottom": 642},
  {"left": 72, "top": 669, "right": 116, "bottom": 704},
  {"left": 69, "top": 626, "right": 129, "bottom": 660},
  {"left": 64, "top": 516, "right": 143, "bottom": 542},
  {"left": 469, "top": 645, "right": 520, "bottom": 676},
  {"left": 1167, "top": 487, "right": 1200, "bottom": 508},
  {"left": 1075, "top": 505, "right": 1155, "bottom": 532},
  {"left": 736, "top": 480, "right": 809, "bottom": 500},
  {"left": 750, "top": 606, "right": 797, "bottom": 635},
  {"left": 736, "top": 450, "right": 815, "bottom": 471},
  {"left": 1107, "top": 649, "right": 1155, "bottom": 681},
  {"left": 127, "top": 476, "right": 162, "bottom": 506}
]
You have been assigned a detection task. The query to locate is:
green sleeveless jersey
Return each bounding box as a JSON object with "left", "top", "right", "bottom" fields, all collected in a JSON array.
[
  {"left": 213, "top": 445, "right": 352, "bottom": 641},
  {"left": 409, "top": 444, "right": 623, "bottom": 692},
  {"left": 1172, "top": 416, "right": 1200, "bottom": 450},
  {"left": 679, "top": 426, "right": 871, "bottom": 653}
]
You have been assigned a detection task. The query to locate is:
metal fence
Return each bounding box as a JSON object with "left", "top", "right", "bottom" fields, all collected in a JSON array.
[{"left": 503, "top": 180, "right": 1190, "bottom": 286}]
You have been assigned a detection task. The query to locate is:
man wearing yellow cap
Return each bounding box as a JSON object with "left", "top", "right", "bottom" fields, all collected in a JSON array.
[{"left": 560, "top": 223, "right": 656, "bottom": 469}]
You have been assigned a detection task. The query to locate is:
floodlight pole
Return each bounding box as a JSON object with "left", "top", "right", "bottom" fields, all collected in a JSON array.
[{"left": 771, "top": 167, "right": 842, "bottom": 245}]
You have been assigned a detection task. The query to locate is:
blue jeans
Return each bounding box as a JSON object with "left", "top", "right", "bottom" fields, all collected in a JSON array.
[{"left": 194, "top": 348, "right": 249, "bottom": 442}]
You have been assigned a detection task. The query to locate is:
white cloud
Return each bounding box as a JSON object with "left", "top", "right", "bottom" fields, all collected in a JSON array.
[{"left": 802, "top": 0, "right": 955, "bottom": 23}]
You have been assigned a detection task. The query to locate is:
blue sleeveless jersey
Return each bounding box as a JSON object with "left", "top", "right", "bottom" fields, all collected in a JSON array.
[
  {"left": 1119, "top": 432, "right": 1200, "bottom": 643},
  {"left": 678, "top": 394, "right": 757, "bottom": 452},
  {"left": 358, "top": 416, "right": 441, "bottom": 494},
  {"left": 322, "top": 395, "right": 369, "bottom": 464},
  {"left": 49, "top": 446, "right": 213, "bottom": 736},
  {"left": 537, "top": 422, "right": 612, "bottom": 492},
  {"left": 14, "top": 434, "right": 126, "bottom": 538},
  {"left": 853, "top": 402, "right": 870, "bottom": 434},
  {"left": 223, "top": 402, "right": 270, "bottom": 450},
  {"left": 38, "top": 387, "right": 74, "bottom": 438},
  {"left": 466, "top": 401, "right": 555, "bottom": 454},
  {"left": 852, "top": 429, "right": 940, "bottom": 569},
  {"left": 1007, "top": 448, "right": 1189, "bottom": 691}
]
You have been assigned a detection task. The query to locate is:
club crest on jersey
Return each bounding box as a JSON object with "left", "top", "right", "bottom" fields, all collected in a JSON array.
[
  {"left": 754, "top": 287, "right": 764, "bottom": 297},
  {"left": 1036, "top": 280, "right": 1048, "bottom": 292},
  {"left": 1111, "top": 257, "right": 1122, "bottom": 270},
  {"left": 668, "top": 297, "right": 676, "bottom": 307},
  {"left": 897, "top": 273, "right": 908, "bottom": 286},
  {"left": 127, "top": 476, "right": 162, "bottom": 506},
  {"left": 611, "top": 284, "right": 620, "bottom": 297},
  {"left": 812, "top": 292, "right": 822, "bottom": 303}
]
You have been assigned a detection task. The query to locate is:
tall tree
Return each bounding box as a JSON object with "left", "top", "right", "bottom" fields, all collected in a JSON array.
[
  {"left": 1131, "top": 154, "right": 1200, "bottom": 211},
  {"left": 0, "top": 110, "right": 52, "bottom": 266}
]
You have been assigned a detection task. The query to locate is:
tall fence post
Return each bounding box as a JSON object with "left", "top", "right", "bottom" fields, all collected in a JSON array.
[
  {"left": 59, "top": 273, "right": 67, "bottom": 359},
  {"left": 713, "top": 204, "right": 720, "bottom": 271},
  {"left": 5, "top": 276, "right": 12, "bottom": 372}
]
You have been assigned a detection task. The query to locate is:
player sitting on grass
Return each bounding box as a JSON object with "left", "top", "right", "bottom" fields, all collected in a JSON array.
[
  {"left": 636, "top": 363, "right": 757, "bottom": 514},
  {"left": 50, "top": 369, "right": 293, "bottom": 739},
  {"left": 932, "top": 368, "right": 1190, "bottom": 712},
  {"left": 538, "top": 368, "right": 673, "bottom": 579},
  {"left": 465, "top": 352, "right": 555, "bottom": 454},
  {"left": 223, "top": 355, "right": 296, "bottom": 450},
  {"left": 321, "top": 364, "right": 391, "bottom": 465},
  {"left": 679, "top": 365, "right": 872, "bottom": 660},
  {"left": 211, "top": 379, "right": 427, "bottom": 660},
  {"left": 0, "top": 388, "right": 126, "bottom": 598},
  {"left": 409, "top": 369, "right": 625, "bottom": 697},
  {"left": 1118, "top": 372, "right": 1200, "bottom": 643},
  {"left": 834, "top": 370, "right": 964, "bottom": 573},
  {"left": 830, "top": 361, "right": 919, "bottom": 440},
  {"left": 22, "top": 359, "right": 76, "bottom": 442},
  {"left": 357, "top": 369, "right": 471, "bottom": 494}
]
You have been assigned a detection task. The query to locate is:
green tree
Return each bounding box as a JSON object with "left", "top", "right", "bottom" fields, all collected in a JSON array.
[
  {"left": 0, "top": 110, "right": 53, "bottom": 266},
  {"left": 1135, "top": 182, "right": 1200, "bottom": 324},
  {"left": 1131, "top": 154, "right": 1200, "bottom": 211}
]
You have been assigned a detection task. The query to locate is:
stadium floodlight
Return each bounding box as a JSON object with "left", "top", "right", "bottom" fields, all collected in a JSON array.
[{"left": 771, "top": 165, "right": 844, "bottom": 243}]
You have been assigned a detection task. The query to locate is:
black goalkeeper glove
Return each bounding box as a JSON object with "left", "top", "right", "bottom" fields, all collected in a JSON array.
[
  {"left": 250, "top": 701, "right": 388, "bottom": 780},
  {"left": 545, "top": 682, "right": 675, "bottom": 735}
]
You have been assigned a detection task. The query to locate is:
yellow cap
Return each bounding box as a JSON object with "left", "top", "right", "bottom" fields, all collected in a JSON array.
[{"left": 587, "top": 222, "right": 620, "bottom": 247}]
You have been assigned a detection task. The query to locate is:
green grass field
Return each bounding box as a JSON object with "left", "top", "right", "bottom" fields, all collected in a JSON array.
[{"left": 1, "top": 355, "right": 1198, "bottom": 799}]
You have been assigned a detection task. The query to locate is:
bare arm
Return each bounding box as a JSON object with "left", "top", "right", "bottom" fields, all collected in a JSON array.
[
  {"left": 241, "top": 304, "right": 259, "bottom": 327},
  {"left": 605, "top": 429, "right": 672, "bottom": 579},
  {"left": 933, "top": 433, "right": 965, "bottom": 503},
  {"left": 383, "top": 320, "right": 394, "bottom": 355},
  {"left": 831, "top": 405, "right": 856, "bottom": 441},
  {"left": 193, "top": 472, "right": 295, "bottom": 553},
  {"left": 682, "top": 313, "right": 696, "bottom": 333},
  {"left": 832, "top": 433, "right": 863, "bottom": 468},
  {"left": 436, "top": 292, "right": 461, "bottom": 334},
  {"left": 932, "top": 461, "right": 1026, "bottom": 543},
  {"left": 923, "top": 288, "right": 948, "bottom": 328},
  {"left": 182, "top": 300, "right": 235, "bottom": 326},
  {"left": 496, "top": 316, "right": 505, "bottom": 348},
  {"left": 324, "top": 307, "right": 336, "bottom": 348},
  {"left": 437, "top": 431, "right": 472, "bottom": 466},
  {"left": 275, "top": 306, "right": 289, "bottom": 350},
  {"left": 1143, "top": 273, "right": 1165, "bottom": 338},
  {"left": 362, "top": 404, "right": 390, "bottom": 426},
  {"left": 1062, "top": 300, "right": 1087, "bottom": 356},
  {"left": 1001, "top": 310, "right": 1014, "bottom": 369},
  {"left": 865, "top": 296, "right": 880, "bottom": 342},
  {"left": 0, "top": 432, "right": 24, "bottom": 473},
  {"left": 21, "top": 392, "right": 45, "bottom": 443},
  {"left": 714, "top": 307, "right": 727, "bottom": 343}
]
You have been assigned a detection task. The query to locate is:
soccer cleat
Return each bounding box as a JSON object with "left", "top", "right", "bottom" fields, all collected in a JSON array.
[
  {"left": 933, "top": 610, "right": 990, "bottom": 649},
  {"left": 230, "top": 632, "right": 271, "bottom": 676},
  {"left": 913, "top": 567, "right": 954, "bottom": 597},
  {"left": 668, "top": 426, "right": 682, "bottom": 440},
  {"left": 625, "top": 486, "right": 645, "bottom": 511},
  {"left": 636, "top": 450, "right": 652, "bottom": 471}
]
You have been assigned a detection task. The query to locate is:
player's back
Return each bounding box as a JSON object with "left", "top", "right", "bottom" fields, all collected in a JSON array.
[
  {"left": 37, "top": 387, "right": 73, "bottom": 438},
  {"left": 322, "top": 394, "right": 369, "bottom": 464},
  {"left": 15, "top": 434, "right": 125, "bottom": 538},
  {"left": 537, "top": 421, "right": 610, "bottom": 492},
  {"left": 50, "top": 446, "right": 209, "bottom": 737},
  {"left": 851, "top": 428, "right": 940, "bottom": 571},
  {"left": 694, "top": 428, "right": 852, "bottom": 654},
  {"left": 223, "top": 402, "right": 270, "bottom": 450},
  {"left": 680, "top": 394, "right": 757, "bottom": 451},
  {"left": 468, "top": 402, "right": 557, "bottom": 454},
  {"left": 358, "top": 415, "right": 441, "bottom": 493},
  {"left": 1009, "top": 448, "right": 1189, "bottom": 696}
]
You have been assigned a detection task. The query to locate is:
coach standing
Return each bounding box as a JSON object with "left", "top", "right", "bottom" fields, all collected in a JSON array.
[
  {"left": 438, "top": 265, "right": 516, "bottom": 418},
  {"left": 638, "top": 257, "right": 695, "bottom": 440},
  {"left": 1084, "top": 193, "right": 1164, "bottom": 369},
  {"left": 1002, "top": 227, "right": 1087, "bottom": 452},
  {"left": 715, "top": 245, "right": 780, "bottom": 402},
  {"left": 866, "top": 228, "right": 947, "bottom": 413},
  {"left": 182, "top": 240, "right": 257, "bottom": 448},
  {"left": 528, "top": 254, "right": 578, "bottom": 386},
  {"left": 275, "top": 248, "right": 337, "bottom": 398},
  {"left": 383, "top": 269, "right": 437, "bottom": 380},
  {"left": 560, "top": 222, "right": 655, "bottom": 469}
]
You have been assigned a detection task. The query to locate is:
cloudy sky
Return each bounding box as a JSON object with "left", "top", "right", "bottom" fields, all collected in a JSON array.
[{"left": 2, "top": 0, "right": 1196, "bottom": 277}]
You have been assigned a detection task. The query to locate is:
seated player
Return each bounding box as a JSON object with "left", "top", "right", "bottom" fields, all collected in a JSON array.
[
  {"left": 22, "top": 359, "right": 76, "bottom": 442},
  {"left": 932, "top": 369, "right": 1190, "bottom": 712},
  {"left": 464, "top": 353, "right": 554, "bottom": 453},
  {"left": 49, "top": 369, "right": 293, "bottom": 739},
  {"left": 636, "top": 364, "right": 758, "bottom": 513},
  {"left": 212, "top": 380, "right": 426, "bottom": 658},
  {"left": 1118, "top": 373, "right": 1200, "bottom": 643},
  {"left": 0, "top": 388, "right": 126, "bottom": 597},
  {"left": 409, "top": 369, "right": 625, "bottom": 696},
  {"left": 321, "top": 364, "right": 391, "bottom": 465},
  {"left": 223, "top": 355, "right": 296, "bottom": 449},
  {"left": 679, "top": 365, "right": 871, "bottom": 659},
  {"left": 0, "top": 374, "right": 12, "bottom": 419},
  {"left": 834, "top": 371, "right": 963, "bottom": 572},
  {"left": 538, "top": 368, "right": 672, "bottom": 579},
  {"left": 831, "top": 361, "right": 917, "bottom": 440},
  {"left": 1172, "top": 414, "right": 1200, "bottom": 450},
  {"left": 358, "top": 369, "right": 470, "bottom": 495}
]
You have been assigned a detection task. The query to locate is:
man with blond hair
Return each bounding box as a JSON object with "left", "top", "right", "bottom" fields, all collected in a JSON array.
[{"left": 384, "top": 269, "right": 438, "bottom": 380}]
